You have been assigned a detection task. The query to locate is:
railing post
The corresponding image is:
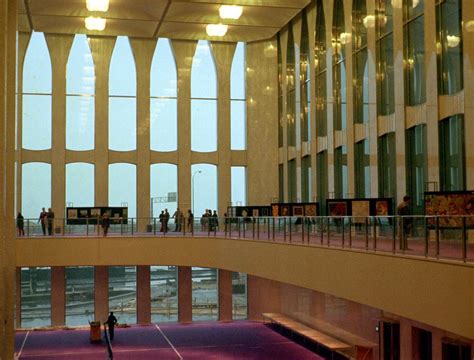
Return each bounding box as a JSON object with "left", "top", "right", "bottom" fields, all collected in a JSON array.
[
  {"left": 238, "top": 218, "right": 241, "bottom": 238},
  {"left": 272, "top": 218, "right": 275, "bottom": 241},
  {"left": 242, "top": 218, "right": 245, "bottom": 238},
  {"left": 462, "top": 216, "right": 467, "bottom": 262},
  {"left": 154, "top": 218, "right": 156, "bottom": 235},
  {"left": 86, "top": 218, "right": 89, "bottom": 236},
  {"left": 257, "top": 218, "right": 260, "bottom": 240},
  {"left": 307, "top": 218, "right": 310, "bottom": 244},
  {"left": 435, "top": 216, "right": 439, "bottom": 258},
  {"left": 320, "top": 217, "right": 324, "bottom": 245},
  {"left": 252, "top": 218, "right": 255, "bottom": 239},
  {"left": 302, "top": 217, "right": 305, "bottom": 244},
  {"left": 392, "top": 217, "right": 396, "bottom": 254},
  {"left": 27, "top": 219, "right": 30, "bottom": 237},
  {"left": 284, "top": 218, "right": 287, "bottom": 243},
  {"left": 326, "top": 217, "right": 330, "bottom": 246},
  {"left": 424, "top": 217, "right": 428, "bottom": 257},
  {"left": 348, "top": 217, "right": 352, "bottom": 248},
  {"left": 289, "top": 217, "right": 292, "bottom": 243},
  {"left": 373, "top": 217, "right": 377, "bottom": 251},
  {"left": 365, "top": 217, "right": 369, "bottom": 250},
  {"left": 121, "top": 218, "right": 124, "bottom": 235},
  {"left": 131, "top": 218, "right": 134, "bottom": 236},
  {"left": 341, "top": 217, "right": 345, "bottom": 248},
  {"left": 268, "top": 217, "right": 270, "bottom": 240}
]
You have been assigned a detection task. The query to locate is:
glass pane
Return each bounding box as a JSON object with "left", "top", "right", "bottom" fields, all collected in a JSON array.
[
  {"left": 150, "top": 39, "right": 177, "bottom": 98},
  {"left": 150, "top": 164, "right": 178, "bottom": 218},
  {"left": 439, "top": 115, "right": 465, "bottom": 191},
  {"left": 191, "top": 164, "right": 217, "bottom": 216},
  {"left": 316, "top": 71, "right": 327, "bottom": 136},
  {"left": 231, "top": 100, "right": 246, "bottom": 150},
  {"left": 109, "top": 97, "right": 136, "bottom": 151},
  {"left": 302, "top": 156, "right": 312, "bottom": 202},
  {"left": 354, "top": 49, "right": 368, "bottom": 124},
  {"left": 22, "top": 95, "right": 52, "bottom": 150},
  {"left": 377, "top": 0, "right": 393, "bottom": 36},
  {"left": 232, "top": 272, "right": 247, "bottom": 320},
  {"left": 65, "top": 267, "right": 94, "bottom": 326},
  {"left": 151, "top": 266, "right": 178, "bottom": 323},
  {"left": 404, "top": 0, "right": 424, "bottom": 21},
  {"left": 287, "top": 27, "right": 296, "bottom": 147},
  {"left": 353, "top": 0, "right": 367, "bottom": 50},
  {"left": 108, "top": 266, "right": 137, "bottom": 324},
  {"left": 231, "top": 166, "right": 246, "bottom": 206},
  {"left": 404, "top": 16, "right": 426, "bottom": 106},
  {"left": 191, "top": 99, "right": 217, "bottom": 152},
  {"left": 315, "top": 0, "right": 327, "bottom": 72},
  {"left": 231, "top": 42, "right": 245, "bottom": 100},
  {"left": 109, "top": 163, "right": 136, "bottom": 217},
  {"left": 377, "top": 33, "right": 395, "bottom": 115},
  {"left": 288, "top": 159, "right": 297, "bottom": 202},
  {"left": 355, "top": 140, "right": 371, "bottom": 197},
  {"left": 192, "top": 267, "right": 218, "bottom": 321},
  {"left": 333, "top": 0, "right": 346, "bottom": 62},
  {"left": 109, "top": 37, "right": 136, "bottom": 97},
  {"left": 317, "top": 151, "right": 328, "bottom": 212},
  {"left": 150, "top": 98, "right": 177, "bottom": 152},
  {"left": 21, "top": 267, "right": 51, "bottom": 328},
  {"left": 67, "top": 34, "right": 95, "bottom": 95},
  {"left": 66, "top": 163, "right": 94, "bottom": 207},
  {"left": 191, "top": 41, "right": 217, "bottom": 99},
  {"left": 66, "top": 95, "right": 95, "bottom": 150},
  {"left": 23, "top": 32, "right": 51, "bottom": 94},
  {"left": 22, "top": 163, "right": 51, "bottom": 219}
]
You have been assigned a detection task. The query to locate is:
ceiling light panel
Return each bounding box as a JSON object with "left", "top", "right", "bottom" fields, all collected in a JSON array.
[
  {"left": 86, "top": 0, "right": 109, "bottom": 12},
  {"left": 219, "top": 5, "right": 243, "bottom": 20}
]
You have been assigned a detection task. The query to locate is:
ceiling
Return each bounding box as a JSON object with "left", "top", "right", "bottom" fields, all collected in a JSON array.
[{"left": 18, "top": 0, "right": 311, "bottom": 42}]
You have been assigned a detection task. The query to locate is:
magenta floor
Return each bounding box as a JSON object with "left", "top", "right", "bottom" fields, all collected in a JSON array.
[{"left": 15, "top": 321, "right": 326, "bottom": 360}]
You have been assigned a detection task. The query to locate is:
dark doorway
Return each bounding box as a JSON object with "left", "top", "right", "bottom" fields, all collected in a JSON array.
[
  {"left": 442, "top": 340, "right": 471, "bottom": 360},
  {"left": 383, "top": 322, "right": 400, "bottom": 360},
  {"left": 412, "top": 327, "right": 432, "bottom": 360}
]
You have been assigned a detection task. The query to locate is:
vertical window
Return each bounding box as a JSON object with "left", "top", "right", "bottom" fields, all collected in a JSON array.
[
  {"left": 315, "top": 0, "right": 327, "bottom": 137},
  {"left": 109, "top": 163, "right": 136, "bottom": 218},
  {"left": 191, "top": 164, "right": 217, "bottom": 216},
  {"left": 355, "top": 140, "right": 371, "bottom": 197},
  {"left": 191, "top": 41, "right": 217, "bottom": 152},
  {"left": 150, "top": 39, "right": 177, "bottom": 152},
  {"left": 192, "top": 267, "right": 218, "bottom": 321},
  {"left": 353, "top": 0, "right": 368, "bottom": 124},
  {"left": 66, "top": 163, "right": 94, "bottom": 207},
  {"left": 279, "top": 164, "right": 284, "bottom": 202},
  {"left": 65, "top": 267, "right": 94, "bottom": 326},
  {"left": 439, "top": 115, "right": 465, "bottom": 191},
  {"left": 231, "top": 166, "right": 246, "bottom": 206},
  {"left": 21, "top": 267, "right": 51, "bottom": 328},
  {"left": 109, "top": 266, "right": 137, "bottom": 324},
  {"left": 301, "top": 156, "right": 312, "bottom": 202},
  {"left": 317, "top": 151, "right": 328, "bottom": 213},
  {"left": 378, "top": 133, "right": 396, "bottom": 198},
  {"left": 66, "top": 34, "right": 95, "bottom": 151},
  {"left": 301, "top": 14, "right": 311, "bottom": 143},
  {"left": 288, "top": 159, "right": 297, "bottom": 202},
  {"left": 151, "top": 266, "right": 178, "bottom": 323},
  {"left": 278, "top": 35, "right": 284, "bottom": 147},
  {"left": 404, "top": 0, "right": 425, "bottom": 106},
  {"left": 377, "top": 0, "right": 395, "bottom": 115},
  {"left": 436, "top": 0, "right": 463, "bottom": 95},
  {"left": 333, "top": 0, "right": 347, "bottom": 131},
  {"left": 22, "top": 163, "right": 51, "bottom": 218},
  {"left": 286, "top": 26, "right": 297, "bottom": 147},
  {"left": 109, "top": 36, "right": 137, "bottom": 151},
  {"left": 335, "top": 146, "right": 348, "bottom": 198},
  {"left": 150, "top": 164, "right": 178, "bottom": 218},
  {"left": 406, "top": 124, "right": 427, "bottom": 214},
  {"left": 231, "top": 42, "right": 246, "bottom": 150},
  {"left": 232, "top": 272, "right": 247, "bottom": 320},
  {"left": 22, "top": 32, "right": 52, "bottom": 150}
]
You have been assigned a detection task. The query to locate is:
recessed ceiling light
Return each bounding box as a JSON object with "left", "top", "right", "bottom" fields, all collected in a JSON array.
[
  {"left": 219, "top": 5, "right": 243, "bottom": 20},
  {"left": 206, "top": 23, "right": 228, "bottom": 37},
  {"left": 85, "top": 16, "right": 106, "bottom": 31},
  {"left": 86, "top": 0, "right": 109, "bottom": 12}
]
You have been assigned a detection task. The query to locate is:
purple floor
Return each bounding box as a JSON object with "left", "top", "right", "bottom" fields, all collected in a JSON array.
[{"left": 15, "top": 321, "right": 325, "bottom": 360}]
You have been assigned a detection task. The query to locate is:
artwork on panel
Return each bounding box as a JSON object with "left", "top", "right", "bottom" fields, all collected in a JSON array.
[
  {"left": 80, "top": 209, "right": 88, "bottom": 217},
  {"left": 351, "top": 200, "right": 370, "bottom": 223},
  {"left": 67, "top": 209, "right": 78, "bottom": 219},
  {"left": 252, "top": 209, "right": 259, "bottom": 217},
  {"left": 271, "top": 204, "right": 280, "bottom": 217},
  {"left": 328, "top": 201, "right": 347, "bottom": 217},
  {"left": 280, "top": 205, "right": 290, "bottom": 217},
  {"left": 304, "top": 204, "right": 318, "bottom": 217},
  {"left": 90, "top": 208, "right": 101, "bottom": 217},
  {"left": 123, "top": 208, "right": 128, "bottom": 218},
  {"left": 261, "top": 208, "right": 270, "bottom": 217},
  {"left": 425, "top": 191, "right": 474, "bottom": 228},
  {"left": 375, "top": 200, "right": 389, "bottom": 216},
  {"left": 292, "top": 205, "right": 304, "bottom": 216},
  {"left": 241, "top": 208, "right": 249, "bottom": 217}
]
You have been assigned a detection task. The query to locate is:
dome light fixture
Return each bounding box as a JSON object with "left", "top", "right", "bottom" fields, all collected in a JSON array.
[
  {"left": 86, "top": 0, "right": 109, "bottom": 12},
  {"left": 85, "top": 16, "right": 106, "bottom": 31},
  {"left": 219, "top": 5, "right": 243, "bottom": 20},
  {"left": 206, "top": 23, "right": 228, "bottom": 37}
]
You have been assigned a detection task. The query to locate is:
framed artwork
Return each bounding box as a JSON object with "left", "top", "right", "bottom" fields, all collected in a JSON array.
[
  {"left": 261, "top": 208, "right": 270, "bottom": 216},
  {"left": 67, "top": 209, "right": 77, "bottom": 219},
  {"left": 425, "top": 191, "right": 474, "bottom": 228},
  {"left": 351, "top": 200, "right": 370, "bottom": 223},
  {"left": 304, "top": 204, "right": 318, "bottom": 217},
  {"left": 241, "top": 208, "right": 248, "bottom": 217},
  {"left": 252, "top": 209, "right": 259, "bottom": 217},
  {"left": 80, "top": 209, "right": 88, "bottom": 217},
  {"left": 281, "top": 205, "right": 290, "bottom": 216},
  {"left": 375, "top": 201, "right": 389, "bottom": 216},
  {"left": 90, "top": 208, "right": 101, "bottom": 217},
  {"left": 271, "top": 204, "right": 279, "bottom": 216},
  {"left": 292, "top": 205, "right": 304, "bottom": 216},
  {"left": 327, "top": 201, "right": 347, "bottom": 217}
]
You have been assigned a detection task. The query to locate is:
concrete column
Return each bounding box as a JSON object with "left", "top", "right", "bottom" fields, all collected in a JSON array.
[
  {"left": 89, "top": 37, "right": 115, "bottom": 208},
  {"left": 212, "top": 42, "right": 235, "bottom": 219},
  {"left": 218, "top": 269, "right": 232, "bottom": 321},
  {"left": 130, "top": 39, "right": 155, "bottom": 232},
  {"left": 51, "top": 266, "right": 66, "bottom": 326},
  {"left": 178, "top": 266, "right": 192, "bottom": 323},
  {"left": 95, "top": 266, "right": 109, "bottom": 322},
  {"left": 171, "top": 40, "right": 196, "bottom": 214},
  {"left": 463, "top": 0, "right": 474, "bottom": 188},
  {"left": 136, "top": 266, "right": 151, "bottom": 324}
]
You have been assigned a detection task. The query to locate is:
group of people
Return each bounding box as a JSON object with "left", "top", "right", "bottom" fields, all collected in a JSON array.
[
  {"left": 201, "top": 209, "right": 219, "bottom": 231},
  {"left": 159, "top": 208, "right": 196, "bottom": 233},
  {"left": 31, "top": 207, "right": 55, "bottom": 236}
]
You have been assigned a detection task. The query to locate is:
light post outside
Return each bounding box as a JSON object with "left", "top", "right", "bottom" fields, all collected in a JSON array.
[{"left": 192, "top": 170, "right": 202, "bottom": 215}]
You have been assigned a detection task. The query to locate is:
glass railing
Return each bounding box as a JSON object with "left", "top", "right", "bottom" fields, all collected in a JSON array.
[{"left": 16, "top": 215, "right": 474, "bottom": 263}]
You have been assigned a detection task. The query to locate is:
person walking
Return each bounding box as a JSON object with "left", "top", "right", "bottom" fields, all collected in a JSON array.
[
  {"left": 397, "top": 195, "right": 412, "bottom": 250},
  {"left": 38, "top": 207, "right": 47, "bottom": 236},
  {"left": 101, "top": 213, "right": 110, "bottom": 237},
  {"left": 47, "top": 208, "right": 55, "bottom": 236},
  {"left": 105, "top": 312, "right": 118, "bottom": 341},
  {"left": 17, "top": 212, "right": 24, "bottom": 236},
  {"left": 159, "top": 210, "right": 165, "bottom": 233}
]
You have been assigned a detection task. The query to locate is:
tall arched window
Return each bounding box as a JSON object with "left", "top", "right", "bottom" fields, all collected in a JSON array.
[
  {"left": 191, "top": 41, "right": 217, "bottom": 152},
  {"left": 315, "top": 0, "right": 327, "bottom": 137},
  {"left": 286, "top": 26, "right": 296, "bottom": 147},
  {"left": 333, "top": 0, "right": 347, "bottom": 131},
  {"left": 22, "top": 162, "right": 51, "bottom": 218},
  {"left": 353, "top": 0, "right": 368, "bottom": 124},
  {"left": 150, "top": 38, "right": 177, "bottom": 152},
  {"left": 301, "top": 13, "right": 311, "bottom": 143},
  {"left": 231, "top": 42, "right": 246, "bottom": 150},
  {"left": 109, "top": 36, "right": 137, "bottom": 151},
  {"left": 109, "top": 163, "right": 137, "bottom": 218},
  {"left": 66, "top": 34, "right": 95, "bottom": 151},
  {"left": 23, "top": 32, "right": 52, "bottom": 150},
  {"left": 66, "top": 163, "right": 94, "bottom": 207}
]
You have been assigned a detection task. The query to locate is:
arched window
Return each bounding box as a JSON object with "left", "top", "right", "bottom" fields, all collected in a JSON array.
[
  {"left": 333, "top": 0, "right": 347, "bottom": 131},
  {"left": 231, "top": 42, "right": 246, "bottom": 150},
  {"left": 191, "top": 41, "right": 217, "bottom": 152},
  {"left": 66, "top": 34, "right": 95, "bottom": 150},
  {"left": 150, "top": 39, "right": 177, "bottom": 152},
  {"left": 22, "top": 162, "right": 51, "bottom": 219},
  {"left": 23, "top": 32, "right": 52, "bottom": 150},
  {"left": 109, "top": 36, "right": 137, "bottom": 151},
  {"left": 315, "top": 0, "right": 327, "bottom": 137},
  {"left": 286, "top": 26, "right": 296, "bottom": 147},
  {"left": 150, "top": 163, "right": 178, "bottom": 218},
  {"left": 109, "top": 163, "right": 137, "bottom": 218},
  {"left": 66, "top": 163, "right": 94, "bottom": 207}
]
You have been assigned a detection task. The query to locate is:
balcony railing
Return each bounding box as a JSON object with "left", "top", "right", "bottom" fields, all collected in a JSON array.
[{"left": 16, "top": 215, "right": 474, "bottom": 263}]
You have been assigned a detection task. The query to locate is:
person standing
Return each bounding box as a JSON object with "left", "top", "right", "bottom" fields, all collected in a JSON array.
[
  {"left": 47, "top": 208, "right": 55, "bottom": 236},
  {"left": 17, "top": 212, "right": 24, "bottom": 236},
  {"left": 105, "top": 312, "right": 118, "bottom": 341},
  {"left": 102, "top": 212, "right": 110, "bottom": 237},
  {"left": 159, "top": 210, "right": 164, "bottom": 233},
  {"left": 164, "top": 209, "right": 170, "bottom": 233},
  {"left": 172, "top": 208, "right": 183, "bottom": 232},
  {"left": 212, "top": 210, "right": 219, "bottom": 231},
  {"left": 187, "top": 209, "right": 194, "bottom": 232},
  {"left": 38, "top": 207, "right": 47, "bottom": 236},
  {"left": 397, "top": 195, "right": 412, "bottom": 250}
]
